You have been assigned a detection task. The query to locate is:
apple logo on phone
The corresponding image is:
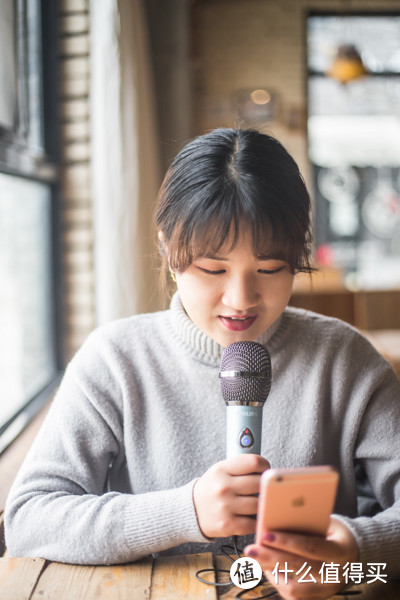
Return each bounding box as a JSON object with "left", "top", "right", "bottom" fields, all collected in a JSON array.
[{"left": 292, "top": 496, "right": 305, "bottom": 507}]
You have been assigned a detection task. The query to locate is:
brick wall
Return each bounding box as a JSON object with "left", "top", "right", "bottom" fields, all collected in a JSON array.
[{"left": 58, "top": 0, "right": 94, "bottom": 360}]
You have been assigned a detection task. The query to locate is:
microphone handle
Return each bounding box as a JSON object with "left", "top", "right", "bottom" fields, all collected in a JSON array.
[{"left": 226, "top": 405, "right": 263, "bottom": 458}]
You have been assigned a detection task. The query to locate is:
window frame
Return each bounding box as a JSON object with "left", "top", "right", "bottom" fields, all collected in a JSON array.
[
  {"left": 306, "top": 10, "right": 400, "bottom": 79},
  {"left": 305, "top": 9, "right": 400, "bottom": 286},
  {"left": 0, "top": 0, "right": 64, "bottom": 454}
]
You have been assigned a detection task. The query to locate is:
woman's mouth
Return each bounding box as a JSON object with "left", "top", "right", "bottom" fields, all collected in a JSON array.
[{"left": 219, "top": 314, "right": 257, "bottom": 331}]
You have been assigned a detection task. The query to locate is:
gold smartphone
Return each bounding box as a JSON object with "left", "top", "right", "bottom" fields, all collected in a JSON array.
[{"left": 256, "top": 466, "right": 339, "bottom": 541}]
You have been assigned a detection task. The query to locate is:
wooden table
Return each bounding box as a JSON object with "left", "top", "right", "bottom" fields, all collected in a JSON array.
[{"left": 1, "top": 553, "right": 399, "bottom": 600}]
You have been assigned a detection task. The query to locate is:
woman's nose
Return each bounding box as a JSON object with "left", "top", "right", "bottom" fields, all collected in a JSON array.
[{"left": 222, "top": 274, "right": 259, "bottom": 311}]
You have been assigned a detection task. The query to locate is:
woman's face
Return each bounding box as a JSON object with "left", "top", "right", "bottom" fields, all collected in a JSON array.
[{"left": 173, "top": 229, "right": 294, "bottom": 347}]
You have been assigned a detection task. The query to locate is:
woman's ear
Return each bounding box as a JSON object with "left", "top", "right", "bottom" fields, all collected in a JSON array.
[
  {"left": 158, "top": 231, "right": 167, "bottom": 256},
  {"left": 158, "top": 231, "right": 177, "bottom": 283}
]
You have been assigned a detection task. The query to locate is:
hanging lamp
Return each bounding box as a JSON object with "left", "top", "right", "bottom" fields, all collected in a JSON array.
[{"left": 328, "top": 43, "right": 368, "bottom": 84}]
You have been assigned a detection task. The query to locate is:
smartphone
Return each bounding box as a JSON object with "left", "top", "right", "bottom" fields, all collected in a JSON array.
[{"left": 256, "top": 466, "right": 339, "bottom": 542}]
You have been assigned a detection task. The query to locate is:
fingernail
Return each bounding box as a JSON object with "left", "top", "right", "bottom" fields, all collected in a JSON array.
[
  {"left": 263, "top": 532, "right": 276, "bottom": 542},
  {"left": 246, "top": 548, "right": 258, "bottom": 557}
]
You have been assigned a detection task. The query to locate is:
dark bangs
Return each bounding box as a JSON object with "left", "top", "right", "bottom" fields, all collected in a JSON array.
[
  {"left": 155, "top": 128, "right": 313, "bottom": 275},
  {"left": 165, "top": 184, "right": 312, "bottom": 274}
]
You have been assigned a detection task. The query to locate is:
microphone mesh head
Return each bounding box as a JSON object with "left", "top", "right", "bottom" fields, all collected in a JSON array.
[{"left": 219, "top": 341, "right": 272, "bottom": 405}]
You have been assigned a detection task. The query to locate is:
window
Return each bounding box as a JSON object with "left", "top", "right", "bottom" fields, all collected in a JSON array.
[
  {"left": 0, "top": 0, "right": 62, "bottom": 452},
  {"left": 307, "top": 13, "right": 400, "bottom": 289}
]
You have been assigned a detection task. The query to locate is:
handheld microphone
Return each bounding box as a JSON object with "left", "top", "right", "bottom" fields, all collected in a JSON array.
[{"left": 219, "top": 341, "right": 271, "bottom": 458}]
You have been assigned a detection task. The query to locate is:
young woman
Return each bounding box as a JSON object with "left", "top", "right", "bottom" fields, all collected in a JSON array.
[{"left": 5, "top": 128, "right": 400, "bottom": 600}]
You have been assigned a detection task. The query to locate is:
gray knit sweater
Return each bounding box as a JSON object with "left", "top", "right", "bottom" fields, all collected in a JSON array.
[{"left": 5, "top": 294, "right": 400, "bottom": 574}]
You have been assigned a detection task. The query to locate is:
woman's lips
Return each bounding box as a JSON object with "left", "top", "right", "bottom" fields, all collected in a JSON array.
[{"left": 219, "top": 315, "right": 257, "bottom": 331}]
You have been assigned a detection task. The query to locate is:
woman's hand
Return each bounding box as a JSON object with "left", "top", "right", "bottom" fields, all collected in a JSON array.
[
  {"left": 193, "top": 454, "right": 269, "bottom": 539},
  {"left": 244, "top": 516, "right": 359, "bottom": 600}
]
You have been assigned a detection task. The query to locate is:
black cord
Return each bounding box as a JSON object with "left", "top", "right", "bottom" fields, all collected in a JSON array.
[
  {"left": 195, "top": 536, "right": 242, "bottom": 587},
  {"left": 195, "top": 536, "right": 275, "bottom": 599}
]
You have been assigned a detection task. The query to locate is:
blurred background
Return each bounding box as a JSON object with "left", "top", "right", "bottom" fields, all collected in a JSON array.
[{"left": 1, "top": 0, "right": 400, "bottom": 452}]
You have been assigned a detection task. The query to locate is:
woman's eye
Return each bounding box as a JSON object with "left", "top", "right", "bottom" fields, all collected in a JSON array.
[
  {"left": 198, "top": 267, "right": 226, "bottom": 275},
  {"left": 258, "top": 267, "right": 285, "bottom": 275}
]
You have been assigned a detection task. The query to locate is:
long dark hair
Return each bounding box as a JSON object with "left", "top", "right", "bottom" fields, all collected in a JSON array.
[{"left": 155, "top": 128, "right": 313, "bottom": 276}]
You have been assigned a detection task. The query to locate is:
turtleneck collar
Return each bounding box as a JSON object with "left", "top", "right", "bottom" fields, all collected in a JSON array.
[{"left": 168, "top": 291, "right": 282, "bottom": 366}]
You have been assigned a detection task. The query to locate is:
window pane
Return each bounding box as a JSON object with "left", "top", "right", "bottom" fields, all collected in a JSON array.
[
  {"left": 26, "top": 0, "right": 44, "bottom": 149},
  {"left": 0, "top": 0, "right": 17, "bottom": 129},
  {"left": 308, "top": 16, "right": 400, "bottom": 74},
  {"left": 0, "top": 173, "right": 57, "bottom": 428},
  {"left": 308, "top": 15, "right": 400, "bottom": 289},
  {"left": 308, "top": 77, "right": 400, "bottom": 165}
]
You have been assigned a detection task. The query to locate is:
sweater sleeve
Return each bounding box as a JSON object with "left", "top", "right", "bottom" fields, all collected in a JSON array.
[
  {"left": 336, "top": 360, "right": 400, "bottom": 577},
  {"left": 4, "top": 329, "right": 208, "bottom": 564}
]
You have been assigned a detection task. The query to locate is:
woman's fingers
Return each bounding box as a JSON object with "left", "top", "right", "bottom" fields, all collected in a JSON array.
[
  {"left": 246, "top": 542, "right": 324, "bottom": 572},
  {"left": 247, "top": 518, "right": 358, "bottom": 563},
  {"left": 230, "top": 473, "right": 265, "bottom": 495},
  {"left": 251, "top": 530, "right": 342, "bottom": 562},
  {"left": 193, "top": 455, "right": 269, "bottom": 538},
  {"left": 247, "top": 544, "right": 349, "bottom": 600},
  {"left": 224, "top": 453, "right": 270, "bottom": 476},
  {"left": 244, "top": 519, "right": 359, "bottom": 600},
  {"left": 230, "top": 493, "right": 259, "bottom": 515}
]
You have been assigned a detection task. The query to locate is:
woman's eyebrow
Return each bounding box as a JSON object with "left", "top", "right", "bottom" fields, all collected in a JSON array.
[
  {"left": 198, "top": 253, "right": 227, "bottom": 260},
  {"left": 256, "top": 253, "right": 284, "bottom": 260},
  {"left": 197, "top": 252, "right": 285, "bottom": 261}
]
